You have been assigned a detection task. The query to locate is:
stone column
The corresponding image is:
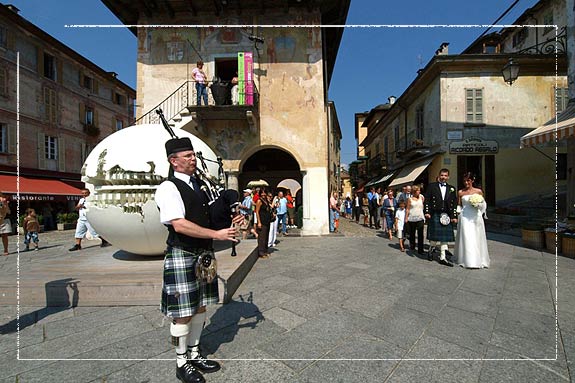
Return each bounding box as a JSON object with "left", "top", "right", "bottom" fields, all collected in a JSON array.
[{"left": 227, "top": 171, "right": 239, "bottom": 192}]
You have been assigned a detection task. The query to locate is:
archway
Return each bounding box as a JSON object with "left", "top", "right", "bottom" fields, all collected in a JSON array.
[{"left": 240, "top": 148, "right": 302, "bottom": 193}]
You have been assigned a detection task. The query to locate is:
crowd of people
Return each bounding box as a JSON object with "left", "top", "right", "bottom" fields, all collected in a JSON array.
[
  {"left": 239, "top": 187, "right": 299, "bottom": 259},
  {"left": 337, "top": 168, "right": 490, "bottom": 269}
]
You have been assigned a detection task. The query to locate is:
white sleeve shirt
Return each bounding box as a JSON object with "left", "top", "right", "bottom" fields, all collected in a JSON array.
[{"left": 154, "top": 171, "right": 193, "bottom": 225}]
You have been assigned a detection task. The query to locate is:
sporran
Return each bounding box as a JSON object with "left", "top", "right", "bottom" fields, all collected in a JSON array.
[
  {"left": 439, "top": 213, "right": 451, "bottom": 226},
  {"left": 196, "top": 251, "right": 217, "bottom": 283}
]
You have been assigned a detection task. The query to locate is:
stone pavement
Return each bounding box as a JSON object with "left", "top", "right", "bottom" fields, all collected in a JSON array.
[{"left": 0, "top": 218, "right": 574, "bottom": 382}]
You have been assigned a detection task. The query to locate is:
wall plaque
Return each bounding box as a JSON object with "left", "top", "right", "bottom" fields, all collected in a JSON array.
[{"left": 449, "top": 137, "right": 499, "bottom": 154}]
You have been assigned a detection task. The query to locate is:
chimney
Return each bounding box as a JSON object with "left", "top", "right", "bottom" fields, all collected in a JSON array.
[
  {"left": 435, "top": 42, "right": 449, "bottom": 55},
  {"left": 388, "top": 96, "right": 396, "bottom": 105},
  {"left": 108, "top": 71, "right": 118, "bottom": 78},
  {"left": 6, "top": 4, "right": 20, "bottom": 14}
]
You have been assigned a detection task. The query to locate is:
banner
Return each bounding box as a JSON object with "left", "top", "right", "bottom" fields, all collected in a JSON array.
[
  {"left": 245, "top": 52, "right": 253, "bottom": 105},
  {"left": 238, "top": 52, "right": 245, "bottom": 105}
]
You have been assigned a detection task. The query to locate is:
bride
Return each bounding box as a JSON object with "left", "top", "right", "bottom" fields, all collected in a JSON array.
[{"left": 454, "top": 172, "right": 490, "bottom": 268}]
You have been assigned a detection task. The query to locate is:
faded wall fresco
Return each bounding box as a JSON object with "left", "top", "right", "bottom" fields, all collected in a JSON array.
[{"left": 136, "top": 10, "right": 327, "bottom": 167}]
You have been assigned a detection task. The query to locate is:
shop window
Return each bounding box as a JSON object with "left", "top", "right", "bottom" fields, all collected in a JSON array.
[
  {"left": 465, "top": 88, "right": 483, "bottom": 124},
  {"left": 558, "top": 153, "right": 567, "bottom": 180}
]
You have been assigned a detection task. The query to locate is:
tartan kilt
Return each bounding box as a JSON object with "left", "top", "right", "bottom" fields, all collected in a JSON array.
[
  {"left": 426, "top": 214, "right": 455, "bottom": 242},
  {"left": 161, "top": 247, "right": 219, "bottom": 318}
]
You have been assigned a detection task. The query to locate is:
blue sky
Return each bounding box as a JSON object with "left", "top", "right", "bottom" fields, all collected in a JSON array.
[{"left": 10, "top": 0, "right": 540, "bottom": 166}]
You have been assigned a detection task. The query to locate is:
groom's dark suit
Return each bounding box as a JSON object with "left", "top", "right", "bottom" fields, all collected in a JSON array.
[{"left": 424, "top": 181, "right": 458, "bottom": 243}]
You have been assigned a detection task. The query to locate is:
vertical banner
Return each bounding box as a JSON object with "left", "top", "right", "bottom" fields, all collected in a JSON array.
[
  {"left": 238, "top": 52, "right": 245, "bottom": 105},
  {"left": 245, "top": 52, "right": 253, "bottom": 105}
]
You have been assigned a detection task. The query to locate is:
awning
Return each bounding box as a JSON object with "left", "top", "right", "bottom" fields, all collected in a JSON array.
[
  {"left": 388, "top": 156, "right": 435, "bottom": 188},
  {"left": 0, "top": 175, "right": 83, "bottom": 202},
  {"left": 521, "top": 103, "right": 575, "bottom": 147},
  {"left": 365, "top": 171, "right": 396, "bottom": 187}
]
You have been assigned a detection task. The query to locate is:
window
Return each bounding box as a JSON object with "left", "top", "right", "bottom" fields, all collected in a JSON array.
[
  {"left": 0, "top": 124, "right": 6, "bottom": 153},
  {"left": 394, "top": 124, "right": 400, "bottom": 151},
  {"left": 115, "top": 119, "right": 123, "bottom": 131},
  {"left": 512, "top": 28, "right": 528, "bottom": 47},
  {"left": 466, "top": 89, "right": 483, "bottom": 124},
  {"left": 114, "top": 92, "right": 125, "bottom": 106},
  {"left": 0, "top": 67, "right": 7, "bottom": 96},
  {"left": 384, "top": 136, "right": 389, "bottom": 165},
  {"left": 85, "top": 107, "right": 94, "bottom": 125},
  {"left": 543, "top": 12, "right": 554, "bottom": 35},
  {"left": 558, "top": 153, "right": 567, "bottom": 180},
  {"left": 43, "top": 87, "right": 57, "bottom": 124},
  {"left": 45, "top": 135, "right": 57, "bottom": 160},
  {"left": 556, "top": 87, "right": 569, "bottom": 114},
  {"left": 82, "top": 75, "right": 93, "bottom": 90},
  {"left": 43, "top": 53, "right": 56, "bottom": 80},
  {"left": 416, "top": 104, "right": 424, "bottom": 140},
  {"left": 0, "top": 26, "right": 6, "bottom": 49}
]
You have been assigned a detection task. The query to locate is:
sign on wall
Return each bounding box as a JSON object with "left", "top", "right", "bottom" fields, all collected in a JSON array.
[{"left": 449, "top": 137, "right": 499, "bottom": 154}]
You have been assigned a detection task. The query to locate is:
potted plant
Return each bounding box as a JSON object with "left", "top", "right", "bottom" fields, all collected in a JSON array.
[
  {"left": 561, "top": 228, "right": 575, "bottom": 258},
  {"left": 57, "top": 212, "right": 78, "bottom": 231},
  {"left": 521, "top": 223, "right": 545, "bottom": 250}
]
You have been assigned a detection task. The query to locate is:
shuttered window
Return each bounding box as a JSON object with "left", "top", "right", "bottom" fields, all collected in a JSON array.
[{"left": 466, "top": 89, "right": 483, "bottom": 124}]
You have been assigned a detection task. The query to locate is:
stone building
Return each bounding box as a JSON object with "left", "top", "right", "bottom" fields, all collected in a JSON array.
[
  {"left": 358, "top": 0, "right": 567, "bottom": 214},
  {"left": 0, "top": 4, "right": 135, "bottom": 216},
  {"left": 102, "top": 0, "right": 349, "bottom": 235}
]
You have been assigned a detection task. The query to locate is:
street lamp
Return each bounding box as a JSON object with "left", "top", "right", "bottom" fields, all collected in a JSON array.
[{"left": 502, "top": 58, "right": 520, "bottom": 85}]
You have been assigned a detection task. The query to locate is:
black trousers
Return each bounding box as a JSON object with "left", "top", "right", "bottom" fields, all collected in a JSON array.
[
  {"left": 407, "top": 220, "right": 425, "bottom": 253},
  {"left": 353, "top": 206, "right": 361, "bottom": 222},
  {"left": 369, "top": 207, "right": 379, "bottom": 227},
  {"left": 257, "top": 224, "right": 269, "bottom": 256}
]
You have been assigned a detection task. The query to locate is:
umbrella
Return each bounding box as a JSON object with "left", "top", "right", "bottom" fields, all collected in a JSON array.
[{"left": 247, "top": 179, "right": 269, "bottom": 188}]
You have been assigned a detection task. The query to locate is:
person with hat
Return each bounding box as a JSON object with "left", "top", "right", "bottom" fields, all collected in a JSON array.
[
  {"left": 155, "top": 136, "right": 242, "bottom": 383},
  {"left": 238, "top": 188, "right": 253, "bottom": 240},
  {"left": 424, "top": 168, "right": 458, "bottom": 267}
]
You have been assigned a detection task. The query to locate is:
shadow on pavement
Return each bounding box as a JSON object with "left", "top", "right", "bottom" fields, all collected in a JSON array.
[
  {"left": 113, "top": 250, "right": 164, "bottom": 261},
  {"left": 0, "top": 278, "right": 79, "bottom": 334},
  {"left": 202, "top": 291, "right": 264, "bottom": 355}
]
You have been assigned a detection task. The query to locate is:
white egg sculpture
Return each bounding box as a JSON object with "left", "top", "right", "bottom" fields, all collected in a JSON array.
[{"left": 81, "top": 124, "right": 220, "bottom": 255}]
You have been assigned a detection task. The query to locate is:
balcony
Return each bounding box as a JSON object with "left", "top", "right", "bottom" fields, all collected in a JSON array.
[
  {"left": 396, "top": 139, "right": 431, "bottom": 160},
  {"left": 135, "top": 80, "right": 259, "bottom": 131}
]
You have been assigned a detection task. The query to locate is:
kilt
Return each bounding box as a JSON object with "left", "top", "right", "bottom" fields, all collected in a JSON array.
[
  {"left": 161, "top": 246, "right": 219, "bottom": 318},
  {"left": 426, "top": 214, "right": 455, "bottom": 242}
]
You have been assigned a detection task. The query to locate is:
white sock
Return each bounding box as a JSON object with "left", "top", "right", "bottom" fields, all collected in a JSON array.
[
  {"left": 439, "top": 244, "right": 448, "bottom": 260},
  {"left": 171, "top": 322, "right": 191, "bottom": 367},
  {"left": 188, "top": 311, "right": 207, "bottom": 359}
]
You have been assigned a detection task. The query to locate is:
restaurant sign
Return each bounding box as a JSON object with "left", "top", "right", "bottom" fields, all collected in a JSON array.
[
  {"left": 8, "top": 194, "right": 81, "bottom": 201},
  {"left": 449, "top": 137, "right": 498, "bottom": 154}
]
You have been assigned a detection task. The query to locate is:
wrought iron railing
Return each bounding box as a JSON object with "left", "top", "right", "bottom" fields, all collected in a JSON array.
[
  {"left": 136, "top": 80, "right": 259, "bottom": 125},
  {"left": 517, "top": 26, "right": 567, "bottom": 55}
]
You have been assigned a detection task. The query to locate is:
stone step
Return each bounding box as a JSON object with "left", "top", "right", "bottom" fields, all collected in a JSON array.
[{"left": 0, "top": 240, "right": 258, "bottom": 307}]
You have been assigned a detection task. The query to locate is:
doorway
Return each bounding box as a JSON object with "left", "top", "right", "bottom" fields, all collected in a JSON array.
[{"left": 457, "top": 155, "right": 495, "bottom": 205}]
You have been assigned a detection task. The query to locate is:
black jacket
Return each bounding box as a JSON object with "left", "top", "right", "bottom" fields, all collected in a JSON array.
[{"left": 423, "top": 182, "right": 458, "bottom": 219}]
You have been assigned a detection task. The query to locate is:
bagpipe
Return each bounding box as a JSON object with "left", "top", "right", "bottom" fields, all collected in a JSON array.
[{"left": 156, "top": 109, "right": 240, "bottom": 256}]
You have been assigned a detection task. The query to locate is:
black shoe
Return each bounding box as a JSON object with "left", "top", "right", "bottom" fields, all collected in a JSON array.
[
  {"left": 100, "top": 240, "right": 111, "bottom": 248},
  {"left": 176, "top": 363, "right": 205, "bottom": 383},
  {"left": 68, "top": 244, "right": 81, "bottom": 252},
  {"left": 438, "top": 258, "right": 454, "bottom": 267},
  {"left": 427, "top": 248, "right": 434, "bottom": 261},
  {"left": 188, "top": 350, "right": 221, "bottom": 373}
]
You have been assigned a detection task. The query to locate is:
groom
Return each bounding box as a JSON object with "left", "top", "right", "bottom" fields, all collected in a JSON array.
[{"left": 424, "top": 168, "right": 458, "bottom": 267}]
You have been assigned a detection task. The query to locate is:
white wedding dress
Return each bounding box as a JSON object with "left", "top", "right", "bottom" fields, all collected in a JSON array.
[{"left": 454, "top": 194, "right": 490, "bottom": 268}]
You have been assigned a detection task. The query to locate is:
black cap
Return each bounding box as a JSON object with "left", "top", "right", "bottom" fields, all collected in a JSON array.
[{"left": 165, "top": 137, "right": 194, "bottom": 157}]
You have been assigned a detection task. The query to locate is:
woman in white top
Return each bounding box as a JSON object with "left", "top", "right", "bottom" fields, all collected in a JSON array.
[{"left": 405, "top": 185, "right": 425, "bottom": 254}]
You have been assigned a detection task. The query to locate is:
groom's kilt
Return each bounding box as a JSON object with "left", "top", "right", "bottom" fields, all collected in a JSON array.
[
  {"left": 161, "top": 246, "right": 219, "bottom": 318},
  {"left": 426, "top": 214, "right": 455, "bottom": 242}
]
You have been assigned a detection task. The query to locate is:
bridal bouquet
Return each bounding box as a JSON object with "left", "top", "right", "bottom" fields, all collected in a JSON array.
[{"left": 469, "top": 194, "right": 485, "bottom": 208}]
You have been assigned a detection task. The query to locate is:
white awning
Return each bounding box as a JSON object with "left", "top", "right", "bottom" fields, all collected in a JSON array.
[
  {"left": 521, "top": 103, "right": 575, "bottom": 147},
  {"left": 388, "top": 157, "right": 435, "bottom": 188},
  {"left": 365, "top": 171, "right": 396, "bottom": 187}
]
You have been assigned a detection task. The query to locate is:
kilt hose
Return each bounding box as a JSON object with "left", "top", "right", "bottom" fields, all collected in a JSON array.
[
  {"left": 426, "top": 214, "right": 455, "bottom": 243},
  {"left": 161, "top": 246, "right": 219, "bottom": 318}
]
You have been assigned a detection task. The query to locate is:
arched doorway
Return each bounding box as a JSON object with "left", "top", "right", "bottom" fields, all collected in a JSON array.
[{"left": 240, "top": 148, "right": 302, "bottom": 193}]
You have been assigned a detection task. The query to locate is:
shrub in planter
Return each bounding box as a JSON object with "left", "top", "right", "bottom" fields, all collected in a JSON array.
[
  {"left": 56, "top": 212, "right": 78, "bottom": 230},
  {"left": 521, "top": 223, "right": 544, "bottom": 250},
  {"left": 561, "top": 231, "right": 575, "bottom": 258}
]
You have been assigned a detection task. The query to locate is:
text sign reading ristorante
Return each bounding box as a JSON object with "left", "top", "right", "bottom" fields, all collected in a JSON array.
[{"left": 449, "top": 137, "right": 499, "bottom": 154}]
